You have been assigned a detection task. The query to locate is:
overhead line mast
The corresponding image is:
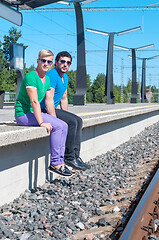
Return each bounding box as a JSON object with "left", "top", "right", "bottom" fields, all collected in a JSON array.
[{"left": 22, "top": 6, "right": 159, "bottom": 12}]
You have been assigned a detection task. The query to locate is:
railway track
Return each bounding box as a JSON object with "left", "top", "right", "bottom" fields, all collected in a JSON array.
[
  {"left": 119, "top": 168, "right": 159, "bottom": 240},
  {"left": 73, "top": 150, "right": 159, "bottom": 240}
]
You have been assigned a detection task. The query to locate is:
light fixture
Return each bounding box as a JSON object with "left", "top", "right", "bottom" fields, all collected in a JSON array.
[
  {"left": 135, "top": 54, "right": 159, "bottom": 103},
  {"left": 57, "top": 0, "right": 98, "bottom": 4},
  {"left": 135, "top": 54, "right": 159, "bottom": 61},
  {"left": 147, "top": 55, "right": 159, "bottom": 60},
  {"left": 119, "top": 43, "right": 154, "bottom": 54},
  {"left": 114, "top": 45, "right": 130, "bottom": 51},
  {"left": 57, "top": 1, "right": 70, "bottom": 5},
  {"left": 0, "top": 2, "right": 22, "bottom": 26},
  {"left": 86, "top": 26, "right": 142, "bottom": 104},
  {"left": 136, "top": 44, "right": 155, "bottom": 51},
  {"left": 117, "top": 26, "right": 141, "bottom": 36},
  {"left": 147, "top": 2, "right": 159, "bottom": 6},
  {"left": 127, "top": 44, "right": 154, "bottom": 103},
  {"left": 81, "top": 0, "right": 98, "bottom": 5},
  {"left": 86, "top": 28, "right": 109, "bottom": 36},
  {"left": 56, "top": 0, "right": 99, "bottom": 106}
]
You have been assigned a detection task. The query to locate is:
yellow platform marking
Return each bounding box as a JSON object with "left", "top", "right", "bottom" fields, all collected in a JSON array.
[
  {"left": 0, "top": 122, "right": 16, "bottom": 127},
  {"left": 78, "top": 105, "right": 159, "bottom": 117},
  {"left": 0, "top": 105, "right": 158, "bottom": 126}
]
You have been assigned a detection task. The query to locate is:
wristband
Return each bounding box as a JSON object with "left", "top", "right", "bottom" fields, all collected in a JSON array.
[{"left": 39, "top": 122, "right": 44, "bottom": 126}]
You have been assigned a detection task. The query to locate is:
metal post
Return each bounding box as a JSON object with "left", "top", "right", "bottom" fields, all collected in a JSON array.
[
  {"left": 9, "top": 43, "right": 25, "bottom": 99},
  {"left": 158, "top": 80, "right": 159, "bottom": 103},
  {"left": 73, "top": 2, "right": 87, "bottom": 105},
  {"left": 131, "top": 48, "right": 137, "bottom": 103},
  {"left": 138, "top": 66, "right": 141, "bottom": 103},
  {"left": 148, "top": 73, "right": 152, "bottom": 103},
  {"left": 121, "top": 57, "right": 124, "bottom": 103},
  {"left": 15, "top": 69, "right": 24, "bottom": 99},
  {"left": 141, "top": 58, "right": 146, "bottom": 103},
  {"left": 105, "top": 32, "right": 115, "bottom": 104}
]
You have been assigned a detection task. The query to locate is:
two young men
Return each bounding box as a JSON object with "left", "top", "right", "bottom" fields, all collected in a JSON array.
[
  {"left": 15, "top": 49, "right": 73, "bottom": 177},
  {"left": 41, "top": 51, "right": 90, "bottom": 172}
]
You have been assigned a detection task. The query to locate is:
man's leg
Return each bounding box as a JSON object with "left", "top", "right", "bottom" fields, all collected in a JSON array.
[
  {"left": 16, "top": 112, "right": 72, "bottom": 176},
  {"left": 16, "top": 112, "right": 68, "bottom": 165},
  {"left": 55, "top": 109, "right": 90, "bottom": 170},
  {"left": 55, "top": 109, "right": 82, "bottom": 160}
]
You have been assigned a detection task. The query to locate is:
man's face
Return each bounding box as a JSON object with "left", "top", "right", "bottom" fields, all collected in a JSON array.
[
  {"left": 37, "top": 55, "right": 53, "bottom": 73},
  {"left": 56, "top": 56, "right": 72, "bottom": 74}
]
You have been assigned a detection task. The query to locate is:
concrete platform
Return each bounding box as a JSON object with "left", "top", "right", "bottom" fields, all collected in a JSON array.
[{"left": 0, "top": 103, "right": 159, "bottom": 206}]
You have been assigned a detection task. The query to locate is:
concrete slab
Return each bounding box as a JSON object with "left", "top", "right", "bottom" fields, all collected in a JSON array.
[
  {"left": 0, "top": 103, "right": 159, "bottom": 147},
  {"left": 0, "top": 103, "right": 159, "bottom": 206},
  {"left": 1, "top": 103, "right": 159, "bottom": 122}
]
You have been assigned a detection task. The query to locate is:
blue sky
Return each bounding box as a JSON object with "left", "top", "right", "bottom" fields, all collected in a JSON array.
[{"left": 0, "top": 0, "right": 159, "bottom": 88}]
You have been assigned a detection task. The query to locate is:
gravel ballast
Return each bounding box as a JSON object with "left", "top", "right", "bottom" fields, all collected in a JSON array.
[{"left": 0, "top": 122, "right": 159, "bottom": 240}]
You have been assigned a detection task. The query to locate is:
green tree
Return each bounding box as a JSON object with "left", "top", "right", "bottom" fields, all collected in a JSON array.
[
  {"left": 67, "top": 70, "right": 76, "bottom": 104},
  {"left": 0, "top": 27, "right": 27, "bottom": 92},
  {"left": 67, "top": 70, "right": 93, "bottom": 104},
  {"left": 0, "top": 68, "right": 17, "bottom": 92},
  {"left": 114, "top": 85, "right": 121, "bottom": 103},
  {"left": 150, "top": 85, "right": 158, "bottom": 103},
  {"left": 125, "top": 79, "right": 132, "bottom": 103},
  {"left": 2, "top": 27, "right": 22, "bottom": 61},
  {"left": 91, "top": 73, "right": 105, "bottom": 102},
  {"left": 24, "top": 64, "right": 35, "bottom": 75},
  {"left": 86, "top": 74, "right": 93, "bottom": 103},
  {"left": 94, "top": 85, "right": 105, "bottom": 103}
]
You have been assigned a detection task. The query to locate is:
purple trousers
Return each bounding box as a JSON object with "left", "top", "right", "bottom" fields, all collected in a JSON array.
[{"left": 15, "top": 112, "right": 68, "bottom": 166}]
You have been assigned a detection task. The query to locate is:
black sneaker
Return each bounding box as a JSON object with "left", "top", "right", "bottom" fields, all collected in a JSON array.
[
  {"left": 76, "top": 157, "right": 91, "bottom": 169},
  {"left": 48, "top": 165, "right": 72, "bottom": 176},
  {"left": 64, "top": 158, "right": 87, "bottom": 171}
]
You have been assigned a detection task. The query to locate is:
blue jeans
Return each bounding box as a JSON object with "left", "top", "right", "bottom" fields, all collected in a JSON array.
[{"left": 15, "top": 112, "right": 68, "bottom": 166}]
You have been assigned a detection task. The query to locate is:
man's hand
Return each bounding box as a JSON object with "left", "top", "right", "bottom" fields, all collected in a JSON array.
[{"left": 40, "top": 122, "right": 52, "bottom": 133}]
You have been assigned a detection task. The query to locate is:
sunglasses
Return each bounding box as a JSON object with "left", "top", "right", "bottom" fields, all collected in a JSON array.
[
  {"left": 39, "top": 58, "right": 53, "bottom": 66},
  {"left": 59, "top": 60, "right": 71, "bottom": 66}
]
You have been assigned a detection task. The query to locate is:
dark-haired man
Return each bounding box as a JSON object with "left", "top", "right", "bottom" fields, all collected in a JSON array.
[{"left": 41, "top": 51, "right": 90, "bottom": 171}]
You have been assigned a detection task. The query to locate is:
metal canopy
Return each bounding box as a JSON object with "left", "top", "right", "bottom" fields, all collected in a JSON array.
[
  {"left": 2, "top": 0, "right": 62, "bottom": 10},
  {"left": 2, "top": 0, "right": 92, "bottom": 9}
]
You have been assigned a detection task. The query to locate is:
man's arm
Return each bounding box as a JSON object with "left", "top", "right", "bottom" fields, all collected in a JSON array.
[
  {"left": 60, "top": 89, "right": 68, "bottom": 111},
  {"left": 26, "top": 88, "right": 52, "bottom": 133},
  {"left": 45, "top": 88, "right": 56, "bottom": 117}
]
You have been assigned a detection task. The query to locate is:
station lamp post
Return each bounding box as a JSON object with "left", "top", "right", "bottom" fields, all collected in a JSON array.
[
  {"left": 136, "top": 55, "right": 159, "bottom": 103},
  {"left": 86, "top": 27, "right": 141, "bottom": 104},
  {"left": 9, "top": 43, "right": 25, "bottom": 99},
  {"left": 59, "top": 0, "right": 98, "bottom": 105},
  {"left": 114, "top": 44, "right": 154, "bottom": 103}
]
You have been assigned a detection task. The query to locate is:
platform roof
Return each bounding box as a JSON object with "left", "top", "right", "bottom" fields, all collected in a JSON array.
[
  {"left": 2, "top": 0, "right": 63, "bottom": 10},
  {"left": 2, "top": 0, "right": 89, "bottom": 10}
]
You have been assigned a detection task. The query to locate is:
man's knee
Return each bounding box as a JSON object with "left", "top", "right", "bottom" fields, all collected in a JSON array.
[
  {"left": 76, "top": 115, "right": 82, "bottom": 128},
  {"left": 66, "top": 115, "right": 77, "bottom": 127},
  {"left": 52, "top": 119, "right": 68, "bottom": 133},
  {"left": 68, "top": 115, "right": 82, "bottom": 130},
  {"left": 62, "top": 121, "right": 68, "bottom": 132}
]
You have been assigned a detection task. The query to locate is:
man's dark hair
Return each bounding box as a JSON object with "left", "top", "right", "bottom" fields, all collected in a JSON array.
[{"left": 55, "top": 51, "right": 72, "bottom": 62}]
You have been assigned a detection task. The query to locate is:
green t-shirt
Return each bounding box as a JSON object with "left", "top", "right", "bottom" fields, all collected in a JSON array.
[{"left": 15, "top": 70, "right": 50, "bottom": 117}]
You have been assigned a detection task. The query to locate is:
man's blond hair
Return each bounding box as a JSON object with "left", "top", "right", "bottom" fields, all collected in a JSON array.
[{"left": 38, "top": 49, "right": 54, "bottom": 59}]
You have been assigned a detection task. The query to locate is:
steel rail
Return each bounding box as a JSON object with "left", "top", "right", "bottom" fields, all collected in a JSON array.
[{"left": 119, "top": 167, "right": 159, "bottom": 240}]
